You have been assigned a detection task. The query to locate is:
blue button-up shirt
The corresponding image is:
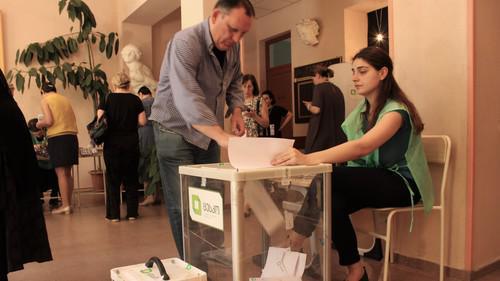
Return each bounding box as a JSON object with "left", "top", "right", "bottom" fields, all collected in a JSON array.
[{"left": 150, "top": 19, "right": 244, "bottom": 150}]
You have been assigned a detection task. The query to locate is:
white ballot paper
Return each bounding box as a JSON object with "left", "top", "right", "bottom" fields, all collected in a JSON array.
[
  {"left": 228, "top": 137, "right": 294, "bottom": 169},
  {"left": 244, "top": 181, "right": 285, "bottom": 236},
  {"left": 259, "top": 247, "right": 307, "bottom": 279}
]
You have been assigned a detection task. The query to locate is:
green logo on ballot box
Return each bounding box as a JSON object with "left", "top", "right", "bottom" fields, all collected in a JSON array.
[{"left": 192, "top": 194, "right": 202, "bottom": 215}]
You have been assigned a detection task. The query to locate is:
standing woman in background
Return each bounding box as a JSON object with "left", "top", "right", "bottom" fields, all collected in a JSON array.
[
  {"left": 303, "top": 66, "right": 346, "bottom": 153},
  {"left": 242, "top": 74, "right": 269, "bottom": 137},
  {"left": 1, "top": 68, "right": 52, "bottom": 281},
  {"left": 261, "top": 90, "right": 293, "bottom": 138},
  {"left": 98, "top": 72, "right": 146, "bottom": 221},
  {"left": 36, "top": 78, "right": 78, "bottom": 215}
]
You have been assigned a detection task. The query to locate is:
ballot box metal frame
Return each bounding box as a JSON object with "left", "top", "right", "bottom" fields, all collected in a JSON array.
[{"left": 179, "top": 163, "right": 332, "bottom": 281}]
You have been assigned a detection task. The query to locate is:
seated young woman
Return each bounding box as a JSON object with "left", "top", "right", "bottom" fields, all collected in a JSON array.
[{"left": 272, "top": 46, "right": 433, "bottom": 281}]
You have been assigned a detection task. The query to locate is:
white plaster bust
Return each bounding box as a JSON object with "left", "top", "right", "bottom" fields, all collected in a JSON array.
[
  {"left": 296, "top": 18, "right": 320, "bottom": 46},
  {"left": 121, "top": 44, "right": 158, "bottom": 95}
]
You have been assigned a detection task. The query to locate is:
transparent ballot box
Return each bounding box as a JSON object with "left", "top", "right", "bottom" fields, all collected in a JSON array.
[{"left": 179, "top": 163, "right": 332, "bottom": 281}]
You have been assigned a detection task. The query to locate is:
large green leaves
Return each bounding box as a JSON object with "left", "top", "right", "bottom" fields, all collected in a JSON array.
[
  {"left": 8, "top": 0, "right": 117, "bottom": 110},
  {"left": 106, "top": 32, "right": 115, "bottom": 59},
  {"left": 15, "top": 73, "right": 25, "bottom": 93},
  {"left": 58, "top": 0, "right": 68, "bottom": 14}
]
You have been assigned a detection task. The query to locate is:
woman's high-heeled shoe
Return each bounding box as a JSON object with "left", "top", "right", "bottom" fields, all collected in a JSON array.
[
  {"left": 360, "top": 267, "right": 369, "bottom": 281},
  {"left": 345, "top": 267, "right": 369, "bottom": 281},
  {"left": 51, "top": 206, "right": 72, "bottom": 215}
]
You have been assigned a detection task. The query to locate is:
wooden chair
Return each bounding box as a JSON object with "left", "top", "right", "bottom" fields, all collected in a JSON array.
[{"left": 361, "top": 135, "right": 451, "bottom": 281}]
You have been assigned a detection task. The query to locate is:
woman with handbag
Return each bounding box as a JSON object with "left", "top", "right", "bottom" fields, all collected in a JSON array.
[
  {"left": 36, "top": 78, "right": 78, "bottom": 215},
  {"left": 97, "top": 72, "right": 146, "bottom": 222}
]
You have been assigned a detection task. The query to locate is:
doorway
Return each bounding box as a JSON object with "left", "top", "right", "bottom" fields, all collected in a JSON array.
[{"left": 265, "top": 32, "right": 292, "bottom": 139}]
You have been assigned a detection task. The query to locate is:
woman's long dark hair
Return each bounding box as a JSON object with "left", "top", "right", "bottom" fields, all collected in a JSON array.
[
  {"left": 353, "top": 47, "right": 424, "bottom": 134},
  {"left": 242, "top": 74, "right": 259, "bottom": 97},
  {"left": 261, "top": 90, "right": 276, "bottom": 105}
]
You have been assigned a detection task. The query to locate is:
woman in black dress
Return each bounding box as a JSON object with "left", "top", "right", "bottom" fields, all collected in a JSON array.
[
  {"left": 97, "top": 72, "right": 146, "bottom": 221},
  {"left": 303, "top": 66, "right": 347, "bottom": 153},
  {"left": 260, "top": 90, "right": 293, "bottom": 138},
  {"left": 0, "top": 68, "right": 52, "bottom": 281}
]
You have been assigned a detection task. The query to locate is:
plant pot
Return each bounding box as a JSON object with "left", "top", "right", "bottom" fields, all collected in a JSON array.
[{"left": 89, "top": 169, "right": 104, "bottom": 191}]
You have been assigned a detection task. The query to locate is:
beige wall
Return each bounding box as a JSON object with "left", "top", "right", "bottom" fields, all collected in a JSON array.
[
  {"left": 180, "top": 0, "right": 215, "bottom": 29},
  {"left": 0, "top": 0, "right": 121, "bottom": 188},
  {"left": 344, "top": 9, "right": 367, "bottom": 62},
  {"left": 118, "top": 0, "right": 147, "bottom": 23},
  {"left": 472, "top": 0, "right": 500, "bottom": 271},
  {"left": 152, "top": 8, "right": 181, "bottom": 79},
  {"left": 391, "top": 0, "right": 468, "bottom": 270}
]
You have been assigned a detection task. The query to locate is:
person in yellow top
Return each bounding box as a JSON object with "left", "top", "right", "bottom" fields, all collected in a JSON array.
[{"left": 36, "top": 78, "right": 78, "bottom": 215}]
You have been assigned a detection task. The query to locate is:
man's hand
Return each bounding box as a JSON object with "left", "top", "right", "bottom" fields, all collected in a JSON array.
[
  {"left": 192, "top": 124, "right": 233, "bottom": 149},
  {"left": 302, "top": 100, "right": 312, "bottom": 111},
  {"left": 231, "top": 107, "right": 245, "bottom": 136},
  {"left": 36, "top": 120, "right": 44, "bottom": 129}
]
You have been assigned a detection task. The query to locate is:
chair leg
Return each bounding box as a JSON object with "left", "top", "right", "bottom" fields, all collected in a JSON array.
[
  {"left": 390, "top": 217, "right": 396, "bottom": 263},
  {"left": 440, "top": 209, "right": 445, "bottom": 281},
  {"left": 382, "top": 213, "right": 395, "bottom": 281}
]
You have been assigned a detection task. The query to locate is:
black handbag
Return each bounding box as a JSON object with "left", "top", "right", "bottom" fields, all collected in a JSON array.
[{"left": 87, "top": 114, "right": 108, "bottom": 145}]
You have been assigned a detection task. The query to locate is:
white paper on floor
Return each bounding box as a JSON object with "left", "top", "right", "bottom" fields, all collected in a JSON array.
[
  {"left": 258, "top": 247, "right": 306, "bottom": 280},
  {"left": 228, "top": 137, "right": 294, "bottom": 169}
]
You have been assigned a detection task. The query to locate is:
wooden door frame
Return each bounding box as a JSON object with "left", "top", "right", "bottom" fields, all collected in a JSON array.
[
  {"left": 265, "top": 31, "right": 291, "bottom": 85},
  {"left": 264, "top": 32, "right": 294, "bottom": 140}
]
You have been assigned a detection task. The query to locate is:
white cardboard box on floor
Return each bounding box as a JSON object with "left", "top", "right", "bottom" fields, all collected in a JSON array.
[{"left": 111, "top": 257, "right": 207, "bottom": 281}]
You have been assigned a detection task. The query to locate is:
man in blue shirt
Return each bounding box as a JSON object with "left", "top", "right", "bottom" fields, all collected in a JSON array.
[{"left": 150, "top": 0, "right": 254, "bottom": 258}]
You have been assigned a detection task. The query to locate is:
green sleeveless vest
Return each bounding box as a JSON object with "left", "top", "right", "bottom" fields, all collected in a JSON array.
[{"left": 341, "top": 99, "right": 434, "bottom": 213}]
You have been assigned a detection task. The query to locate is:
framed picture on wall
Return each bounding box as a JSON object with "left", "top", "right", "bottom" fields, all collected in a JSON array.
[{"left": 294, "top": 78, "right": 315, "bottom": 123}]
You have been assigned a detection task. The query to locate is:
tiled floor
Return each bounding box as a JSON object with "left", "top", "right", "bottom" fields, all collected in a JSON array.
[{"left": 6, "top": 194, "right": 500, "bottom": 281}]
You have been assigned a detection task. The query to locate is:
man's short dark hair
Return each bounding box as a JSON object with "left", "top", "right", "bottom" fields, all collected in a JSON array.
[
  {"left": 138, "top": 86, "right": 152, "bottom": 96},
  {"left": 28, "top": 118, "right": 40, "bottom": 132},
  {"left": 215, "top": 0, "right": 255, "bottom": 17},
  {"left": 41, "top": 76, "right": 57, "bottom": 93}
]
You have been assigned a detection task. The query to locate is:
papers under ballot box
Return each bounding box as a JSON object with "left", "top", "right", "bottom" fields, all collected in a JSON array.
[{"left": 179, "top": 163, "right": 332, "bottom": 281}]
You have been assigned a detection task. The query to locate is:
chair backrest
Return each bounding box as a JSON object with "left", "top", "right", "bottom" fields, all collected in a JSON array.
[{"left": 421, "top": 135, "right": 451, "bottom": 207}]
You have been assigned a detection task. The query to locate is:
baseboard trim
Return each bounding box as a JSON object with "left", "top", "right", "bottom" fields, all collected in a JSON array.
[
  {"left": 393, "top": 253, "right": 500, "bottom": 280},
  {"left": 471, "top": 258, "right": 500, "bottom": 280}
]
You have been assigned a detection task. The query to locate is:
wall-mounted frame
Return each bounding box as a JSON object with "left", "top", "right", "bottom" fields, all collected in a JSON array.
[
  {"left": 293, "top": 57, "right": 343, "bottom": 124},
  {"left": 294, "top": 77, "right": 314, "bottom": 123}
]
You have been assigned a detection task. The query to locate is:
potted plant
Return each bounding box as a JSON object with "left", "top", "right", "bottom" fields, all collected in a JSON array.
[{"left": 6, "top": 0, "right": 120, "bottom": 110}]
